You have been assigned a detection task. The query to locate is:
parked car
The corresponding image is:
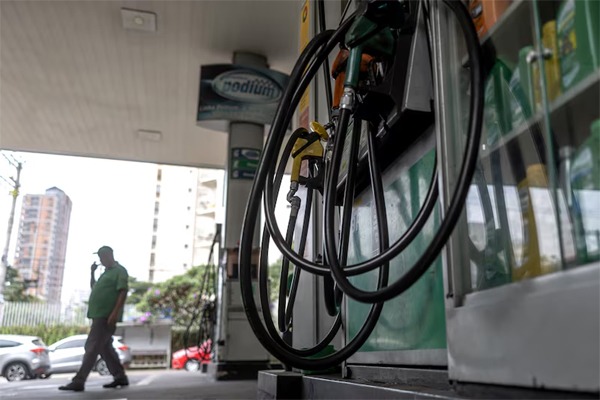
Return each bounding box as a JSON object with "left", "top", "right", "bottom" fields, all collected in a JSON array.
[
  {"left": 0, "top": 334, "right": 50, "bottom": 382},
  {"left": 44, "top": 334, "right": 132, "bottom": 378},
  {"left": 171, "top": 340, "right": 212, "bottom": 371}
]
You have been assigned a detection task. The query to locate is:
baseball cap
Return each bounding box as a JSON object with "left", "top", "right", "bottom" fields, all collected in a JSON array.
[{"left": 94, "top": 246, "right": 113, "bottom": 255}]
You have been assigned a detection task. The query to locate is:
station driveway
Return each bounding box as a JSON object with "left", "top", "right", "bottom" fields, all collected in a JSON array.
[{"left": 0, "top": 369, "right": 257, "bottom": 400}]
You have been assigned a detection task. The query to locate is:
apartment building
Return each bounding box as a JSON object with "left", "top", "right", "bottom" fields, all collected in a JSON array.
[
  {"left": 13, "top": 187, "right": 72, "bottom": 302},
  {"left": 148, "top": 166, "right": 224, "bottom": 283}
]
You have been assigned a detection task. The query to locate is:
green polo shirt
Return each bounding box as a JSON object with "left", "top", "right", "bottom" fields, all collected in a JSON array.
[{"left": 87, "top": 262, "right": 128, "bottom": 321}]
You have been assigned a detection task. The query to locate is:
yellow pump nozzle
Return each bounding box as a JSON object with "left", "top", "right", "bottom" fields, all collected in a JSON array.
[
  {"left": 310, "top": 121, "right": 329, "bottom": 141},
  {"left": 290, "top": 122, "right": 327, "bottom": 183}
]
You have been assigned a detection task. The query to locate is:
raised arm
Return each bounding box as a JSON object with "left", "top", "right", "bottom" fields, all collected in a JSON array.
[{"left": 90, "top": 262, "right": 98, "bottom": 289}]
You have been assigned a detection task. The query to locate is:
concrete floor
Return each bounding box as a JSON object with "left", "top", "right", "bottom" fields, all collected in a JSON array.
[{"left": 0, "top": 369, "right": 258, "bottom": 400}]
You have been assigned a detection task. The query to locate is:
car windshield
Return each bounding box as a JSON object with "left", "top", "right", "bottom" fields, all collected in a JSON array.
[{"left": 32, "top": 339, "right": 46, "bottom": 347}]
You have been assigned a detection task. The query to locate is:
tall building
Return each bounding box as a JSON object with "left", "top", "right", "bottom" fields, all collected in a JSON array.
[
  {"left": 147, "top": 165, "right": 223, "bottom": 283},
  {"left": 13, "top": 187, "right": 72, "bottom": 302},
  {"left": 192, "top": 169, "right": 224, "bottom": 267}
]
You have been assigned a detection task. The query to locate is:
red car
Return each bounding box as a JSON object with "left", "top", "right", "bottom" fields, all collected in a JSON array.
[{"left": 171, "top": 340, "right": 211, "bottom": 371}]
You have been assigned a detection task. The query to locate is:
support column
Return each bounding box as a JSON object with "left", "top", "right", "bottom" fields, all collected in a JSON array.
[{"left": 210, "top": 51, "right": 271, "bottom": 380}]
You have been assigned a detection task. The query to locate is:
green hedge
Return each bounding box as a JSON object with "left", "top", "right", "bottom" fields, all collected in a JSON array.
[{"left": 1, "top": 324, "right": 203, "bottom": 353}]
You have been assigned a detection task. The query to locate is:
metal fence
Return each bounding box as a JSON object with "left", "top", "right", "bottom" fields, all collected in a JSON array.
[{"left": 0, "top": 302, "right": 88, "bottom": 326}]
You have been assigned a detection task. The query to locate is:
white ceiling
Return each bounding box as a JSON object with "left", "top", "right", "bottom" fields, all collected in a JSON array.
[{"left": 0, "top": 0, "right": 301, "bottom": 168}]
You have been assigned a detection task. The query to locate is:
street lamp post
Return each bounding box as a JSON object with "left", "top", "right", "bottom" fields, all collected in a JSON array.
[{"left": 0, "top": 158, "right": 22, "bottom": 324}]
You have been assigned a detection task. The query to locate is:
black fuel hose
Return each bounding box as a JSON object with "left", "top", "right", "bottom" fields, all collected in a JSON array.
[
  {"left": 324, "top": 0, "right": 483, "bottom": 303},
  {"left": 252, "top": 109, "right": 388, "bottom": 369},
  {"left": 257, "top": 128, "right": 343, "bottom": 357},
  {"left": 240, "top": 15, "right": 392, "bottom": 368},
  {"left": 257, "top": 0, "right": 467, "bottom": 286},
  {"left": 260, "top": 35, "right": 440, "bottom": 278},
  {"left": 248, "top": 76, "right": 387, "bottom": 367},
  {"left": 240, "top": 0, "right": 482, "bottom": 368},
  {"left": 260, "top": 1, "right": 475, "bottom": 280}
]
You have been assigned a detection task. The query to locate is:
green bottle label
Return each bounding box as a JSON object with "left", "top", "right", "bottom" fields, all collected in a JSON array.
[{"left": 557, "top": 0, "right": 579, "bottom": 89}]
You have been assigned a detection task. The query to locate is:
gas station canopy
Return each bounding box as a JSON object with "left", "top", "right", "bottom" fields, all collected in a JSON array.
[{"left": 0, "top": 1, "right": 299, "bottom": 168}]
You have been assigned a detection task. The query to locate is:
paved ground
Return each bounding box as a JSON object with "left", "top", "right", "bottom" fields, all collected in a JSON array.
[{"left": 0, "top": 369, "right": 257, "bottom": 400}]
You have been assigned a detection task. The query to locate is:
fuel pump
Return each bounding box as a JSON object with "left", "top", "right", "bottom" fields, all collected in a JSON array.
[{"left": 238, "top": 0, "right": 484, "bottom": 371}]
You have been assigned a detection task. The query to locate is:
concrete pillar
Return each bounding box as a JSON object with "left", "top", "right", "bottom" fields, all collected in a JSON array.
[{"left": 211, "top": 51, "right": 270, "bottom": 380}]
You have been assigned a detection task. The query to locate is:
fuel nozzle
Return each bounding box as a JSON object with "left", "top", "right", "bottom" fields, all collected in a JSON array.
[
  {"left": 331, "top": 48, "right": 376, "bottom": 109},
  {"left": 290, "top": 122, "right": 328, "bottom": 184}
]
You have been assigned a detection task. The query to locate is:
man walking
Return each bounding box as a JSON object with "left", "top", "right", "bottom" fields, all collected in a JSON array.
[{"left": 59, "top": 246, "right": 129, "bottom": 392}]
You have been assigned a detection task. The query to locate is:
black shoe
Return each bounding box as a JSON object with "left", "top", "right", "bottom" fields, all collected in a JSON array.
[
  {"left": 103, "top": 377, "right": 129, "bottom": 388},
  {"left": 58, "top": 382, "right": 84, "bottom": 392}
]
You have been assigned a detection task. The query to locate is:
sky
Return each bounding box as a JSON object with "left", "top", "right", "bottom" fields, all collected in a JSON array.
[
  {"left": 0, "top": 151, "right": 159, "bottom": 303},
  {"left": 0, "top": 150, "right": 292, "bottom": 305}
]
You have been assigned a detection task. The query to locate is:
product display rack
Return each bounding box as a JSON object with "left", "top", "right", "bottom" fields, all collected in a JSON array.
[{"left": 432, "top": 0, "right": 599, "bottom": 392}]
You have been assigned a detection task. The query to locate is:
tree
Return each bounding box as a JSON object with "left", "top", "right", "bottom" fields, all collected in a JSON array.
[
  {"left": 126, "top": 276, "right": 152, "bottom": 306},
  {"left": 4, "top": 266, "right": 38, "bottom": 302},
  {"left": 268, "top": 259, "right": 283, "bottom": 305},
  {"left": 136, "top": 265, "right": 216, "bottom": 326}
]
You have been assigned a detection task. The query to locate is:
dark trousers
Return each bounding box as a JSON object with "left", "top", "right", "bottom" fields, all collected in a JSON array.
[{"left": 73, "top": 318, "right": 126, "bottom": 384}]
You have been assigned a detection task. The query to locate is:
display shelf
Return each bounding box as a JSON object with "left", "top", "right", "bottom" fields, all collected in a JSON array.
[
  {"left": 549, "top": 72, "right": 600, "bottom": 149},
  {"left": 438, "top": 0, "right": 600, "bottom": 392},
  {"left": 481, "top": 71, "right": 600, "bottom": 158},
  {"left": 463, "top": 260, "right": 599, "bottom": 306},
  {"left": 482, "top": 113, "right": 543, "bottom": 156},
  {"left": 462, "top": 0, "right": 530, "bottom": 67},
  {"left": 478, "top": 0, "right": 528, "bottom": 48}
]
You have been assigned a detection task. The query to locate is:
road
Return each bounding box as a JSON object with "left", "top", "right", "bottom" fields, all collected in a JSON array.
[{"left": 0, "top": 369, "right": 257, "bottom": 400}]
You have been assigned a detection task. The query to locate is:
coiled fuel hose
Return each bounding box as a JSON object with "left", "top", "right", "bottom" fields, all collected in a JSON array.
[{"left": 239, "top": 0, "right": 483, "bottom": 369}]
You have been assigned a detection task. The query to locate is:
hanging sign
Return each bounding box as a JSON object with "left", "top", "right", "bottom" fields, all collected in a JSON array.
[{"left": 197, "top": 64, "right": 289, "bottom": 128}]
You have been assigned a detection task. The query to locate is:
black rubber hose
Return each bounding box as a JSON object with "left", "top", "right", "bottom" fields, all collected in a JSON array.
[
  {"left": 259, "top": 225, "right": 343, "bottom": 357},
  {"left": 240, "top": 0, "right": 482, "bottom": 367},
  {"left": 325, "top": 0, "right": 484, "bottom": 303},
  {"left": 262, "top": 79, "right": 440, "bottom": 277},
  {"left": 284, "top": 186, "right": 313, "bottom": 328},
  {"left": 241, "top": 89, "right": 387, "bottom": 369},
  {"left": 254, "top": 127, "right": 344, "bottom": 358},
  {"left": 323, "top": 274, "right": 338, "bottom": 316},
  {"left": 262, "top": 24, "right": 357, "bottom": 276},
  {"left": 262, "top": 3, "right": 484, "bottom": 280},
  {"left": 338, "top": 116, "right": 363, "bottom": 269},
  {"left": 278, "top": 208, "right": 298, "bottom": 332}
]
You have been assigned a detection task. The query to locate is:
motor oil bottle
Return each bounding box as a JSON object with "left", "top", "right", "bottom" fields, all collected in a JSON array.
[
  {"left": 514, "top": 164, "right": 561, "bottom": 281},
  {"left": 508, "top": 46, "right": 536, "bottom": 130},
  {"left": 484, "top": 60, "right": 513, "bottom": 145},
  {"left": 556, "top": 0, "right": 600, "bottom": 91},
  {"left": 558, "top": 146, "right": 578, "bottom": 267},
  {"left": 542, "top": 20, "right": 562, "bottom": 102},
  {"left": 469, "top": 0, "right": 512, "bottom": 38}
]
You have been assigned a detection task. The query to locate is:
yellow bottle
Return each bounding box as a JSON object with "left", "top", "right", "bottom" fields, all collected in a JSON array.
[
  {"left": 542, "top": 20, "right": 562, "bottom": 102},
  {"left": 513, "top": 164, "right": 561, "bottom": 281}
]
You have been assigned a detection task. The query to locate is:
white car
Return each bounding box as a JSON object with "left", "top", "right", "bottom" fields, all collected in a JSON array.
[
  {"left": 0, "top": 334, "right": 50, "bottom": 381},
  {"left": 45, "top": 334, "right": 131, "bottom": 377}
]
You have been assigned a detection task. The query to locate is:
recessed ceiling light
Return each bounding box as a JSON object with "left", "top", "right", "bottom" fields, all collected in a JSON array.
[
  {"left": 121, "top": 8, "right": 157, "bottom": 32},
  {"left": 137, "top": 130, "right": 162, "bottom": 142}
]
